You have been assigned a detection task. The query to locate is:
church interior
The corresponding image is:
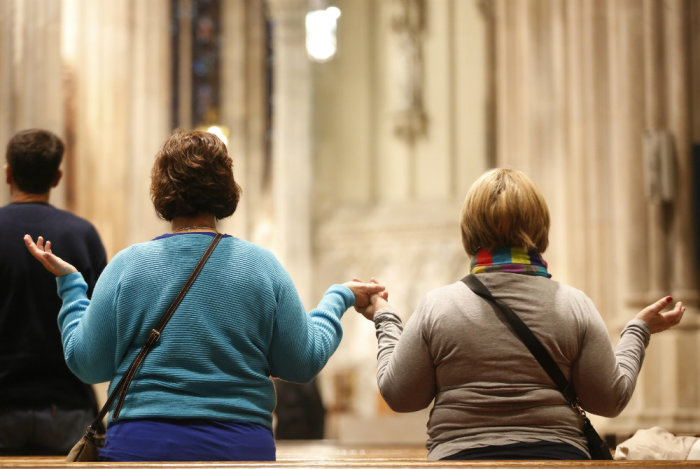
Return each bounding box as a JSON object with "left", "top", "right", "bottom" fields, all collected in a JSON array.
[{"left": 2, "top": 0, "right": 700, "bottom": 455}]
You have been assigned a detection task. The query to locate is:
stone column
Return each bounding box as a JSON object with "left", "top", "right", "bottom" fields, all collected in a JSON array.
[
  {"left": 219, "top": 0, "right": 272, "bottom": 244},
  {"left": 609, "top": 1, "right": 650, "bottom": 311},
  {"left": 664, "top": 0, "right": 698, "bottom": 306},
  {"left": 63, "top": 0, "right": 171, "bottom": 256},
  {"left": 220, "top": 0, "right": 250, "bottom": 239},
  {"left": 266, "top": 0, "right": 313, "bottom": 306},
  {"left": 0, "top": 0, "right": 65, "bottom": 207},
  {"left": 642, "top": 0, "right": 672, "bottom": 299},
  {"left": 125, "top": 0, "right": 172, "bottom": 245}
]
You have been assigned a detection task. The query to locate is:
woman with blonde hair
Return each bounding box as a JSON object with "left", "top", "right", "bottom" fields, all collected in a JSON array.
[{"left": 356, "top": 168, "right": 685, "bottom": 460}]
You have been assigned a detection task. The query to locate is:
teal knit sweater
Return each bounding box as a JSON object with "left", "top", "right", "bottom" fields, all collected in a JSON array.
[{"left": 56, "top": 233, "right": 355, "bottom": 429}]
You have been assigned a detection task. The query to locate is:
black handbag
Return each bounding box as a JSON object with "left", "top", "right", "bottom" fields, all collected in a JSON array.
[
  {"left": 462, "top": 274, "right": 614, "bottom": 460},
  {"left": 66, "top": 233, "right": 223, "bottom": 462}
]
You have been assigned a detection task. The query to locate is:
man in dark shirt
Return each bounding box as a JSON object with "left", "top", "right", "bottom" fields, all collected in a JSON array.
[{"left": 0, "top": 129, "right": 107, "bottom": 454}]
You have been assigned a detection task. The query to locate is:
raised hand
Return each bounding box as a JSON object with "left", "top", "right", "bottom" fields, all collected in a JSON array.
[
  {"left": 24, "top": 234, "right": 78, "bottom": 277},
  {"left": 635, "top": 296, "right": 685, "bottom": 334}
]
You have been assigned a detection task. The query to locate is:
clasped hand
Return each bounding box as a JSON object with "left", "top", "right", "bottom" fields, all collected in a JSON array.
[{"left": 346, "top": 277, "right": 389, "bottom": 321}]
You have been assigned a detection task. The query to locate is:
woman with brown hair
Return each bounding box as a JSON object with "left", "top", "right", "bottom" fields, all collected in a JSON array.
[
  {"left": 25, "top": 129, "right": 383, "bottom": 461},
  {"left": 356, "top": 168, "right": 685, "bottom": 460}
]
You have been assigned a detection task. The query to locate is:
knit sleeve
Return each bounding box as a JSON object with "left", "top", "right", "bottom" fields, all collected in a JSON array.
[
  {"left": 572, "top": 296, "right": 651, "bottom": 417},
  {"left": 56, "top": 254, "right": 124, "bottom": 384},
  {"left": 374, "top": 300, "right": 436, "bottom": 412},
  {"left": 268, "top": 266, "right": 354, "bottom": 382}
]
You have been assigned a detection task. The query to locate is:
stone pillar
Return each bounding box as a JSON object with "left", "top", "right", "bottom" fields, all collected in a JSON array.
[
  {"left": 664, "top": 1, "right": 698, "bottom": 306},
  {"left": 220, "top": 0, "right": 250, "bottom": 239},
  {"left": 219, "top": 0, "right": 272, "bottom": 244},
  {"left": 0, "top": 0, "right": 65, "bottom": 207},
  {"left": 125, "top": 0, "right": 172, "bottom": 245},
  {"left": 266, "top": 0, "right": 313, "bottom": 306},
  {"left": 642, "top": 0, "right": 671, "bottom": 299},
  {"left": 609, "top": 1, "right": 650, "bottom": 311},
  {"left": 63, "top": 0, "right": 171, "bottom": 256}
]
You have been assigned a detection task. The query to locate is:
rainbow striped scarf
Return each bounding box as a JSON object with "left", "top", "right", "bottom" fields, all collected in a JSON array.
[{"left": 470, "top": 247, "right": 551, "bottom": 278}]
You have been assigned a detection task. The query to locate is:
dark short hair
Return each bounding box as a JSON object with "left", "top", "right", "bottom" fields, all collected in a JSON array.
[
  {"left": 151, "top": 129, "right": 242, "bottom": 221},
  {"left": 6, "top": 129, "right": 64, "bottom": 194}
]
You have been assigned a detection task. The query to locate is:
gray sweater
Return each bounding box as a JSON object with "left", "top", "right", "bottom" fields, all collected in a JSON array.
[{"left": 373, "top": 273, "right": 650, "bottom": 460}]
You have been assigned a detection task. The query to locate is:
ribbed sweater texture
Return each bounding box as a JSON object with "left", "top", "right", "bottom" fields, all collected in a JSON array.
[
  {"left": 56, "top": 233, "right": 354, "bottom": 429},
  {"left": 373, "top": 273, "right": 651, "bottom": 460}
]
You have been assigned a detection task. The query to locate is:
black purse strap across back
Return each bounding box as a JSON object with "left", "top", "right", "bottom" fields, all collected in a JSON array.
[
  {"left": 84, "top": 233, "right": 223, "bottom": 437},
  {"left": 461, "top": 274, "right": 613, "bottom": 460}
]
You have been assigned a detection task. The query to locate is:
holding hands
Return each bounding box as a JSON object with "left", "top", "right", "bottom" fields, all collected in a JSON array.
[
  {"left": 342, "top": 279, "right": 386, "bottom": 313},
  {"left": 24, "top": 234, "right": 78, "bottom": 277},
  {"left": 349, "top": 278, "right": 389, "bottom": 321}
]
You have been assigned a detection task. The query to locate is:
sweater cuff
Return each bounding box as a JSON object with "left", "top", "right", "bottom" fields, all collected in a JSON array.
[
  {"left": 56, "top": 271, "right": 87, "bottom": 298},
  {"left": 374, "top": 307, "right": 401, "bottom": 324},
  {"left": 326, "top": 284, "right": 356, "bottom": 309},
  {"left": 621, "top": 318, "right": 651, "bottom": 348}
]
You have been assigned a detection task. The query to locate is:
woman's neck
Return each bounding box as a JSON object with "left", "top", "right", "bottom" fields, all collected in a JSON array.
[{"left": 171, "top": 215, "right": 218, "bottom": 233}]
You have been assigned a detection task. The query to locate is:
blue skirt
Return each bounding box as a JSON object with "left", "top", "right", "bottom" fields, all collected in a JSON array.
[{"left": 99, "top": 418, "right": 275, "bottom": 461}]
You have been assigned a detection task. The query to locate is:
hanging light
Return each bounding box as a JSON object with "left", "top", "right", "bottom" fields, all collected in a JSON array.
[
  {"left": 305, "top": 3, "right": 341, "bottom": 63},
  {"left": 196, "top": 125, "right": 229, "bottom": 146}
]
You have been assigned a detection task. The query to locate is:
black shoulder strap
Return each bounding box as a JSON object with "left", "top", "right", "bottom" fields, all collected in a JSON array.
[
  {"left": 87, "top": 233, "right": 223, "bottom": 430},
  {"left": 461, "top": 274, "right": 578, "bottom": 405}
]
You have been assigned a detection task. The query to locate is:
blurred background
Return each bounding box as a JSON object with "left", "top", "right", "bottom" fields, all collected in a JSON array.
[{"left": 1, "top": 0, "right": 699, "bottom": 444}]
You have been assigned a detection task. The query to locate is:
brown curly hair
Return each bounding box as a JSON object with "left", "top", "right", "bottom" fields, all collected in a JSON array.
[{"left": 151, "top": 129, "right": 241, "bottom": 221}]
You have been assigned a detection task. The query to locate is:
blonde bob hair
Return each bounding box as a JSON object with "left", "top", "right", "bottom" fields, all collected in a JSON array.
[{"left": 460, "top": 168, "right": 550, "bottom": 256}]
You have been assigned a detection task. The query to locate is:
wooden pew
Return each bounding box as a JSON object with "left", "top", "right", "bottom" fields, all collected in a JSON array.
[{"left": 1, "top": 441, "right": 699, "bottom": 468}]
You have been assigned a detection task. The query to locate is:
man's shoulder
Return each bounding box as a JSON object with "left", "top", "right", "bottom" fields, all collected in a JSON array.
[
  {"left": 1, "top": 202, "right": 94, "bottom": 225},
  {"left": 48, "top": 205, "right": 92, "bottom": 222},
  {"left": 0, "top": 203, "right": 104, "bottom": 253},
  {"left": 45, "top": 205, "right": 100, "bottom": 235}
]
